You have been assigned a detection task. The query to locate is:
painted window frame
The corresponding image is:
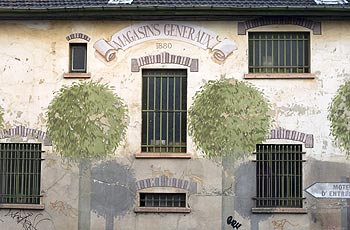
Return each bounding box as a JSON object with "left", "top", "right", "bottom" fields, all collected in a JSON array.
[
  {"left": 140, "top": 69, "right": 187, "bottom": 155},
  {"left": 69, "top": 43, "right": 87, "bottom": 73},
  {"left": 134, "top": 188, "right": 191, "bottom": 213},
  {"left": 245, "top": 31, "right": 314, "bottom": 79},
  {"left": 252, "top": 144, "right": 306, "bottom": 214},
  {"left": 140, "top": 193, "right": 186, "bottom": 207},
  {"left": 0, "top": 143, "right": 44, "bottom": 210}
]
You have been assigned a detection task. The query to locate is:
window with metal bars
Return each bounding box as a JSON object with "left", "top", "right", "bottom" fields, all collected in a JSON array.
[
  {"left": 255, "top": 144, "right": 304, "bottom": 208},
  {"left": 70, "top": 43, "right": 87, "bottom": 73},
  {"left": 141, "top": 69, "right": 187, "bottom": 153},
  {"left": 0, "top": 143, "right": 42, "bottom": 205},
  {"left": 248, "top": 32, "right": 310, "bottom": 74},
  {"left": 139, "top": 193, "right": 186, "bottom": 208}
]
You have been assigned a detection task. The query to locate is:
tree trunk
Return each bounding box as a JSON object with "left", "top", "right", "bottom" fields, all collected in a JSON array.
[
  {"left": 105, "top": 213, "right": 114, "bottom": 230},
  {"left": 78, "top": 159, "right": 91, "bottom": 230},
  {"left": 221, "top": 156, "right": 236, "bottom": 230}
]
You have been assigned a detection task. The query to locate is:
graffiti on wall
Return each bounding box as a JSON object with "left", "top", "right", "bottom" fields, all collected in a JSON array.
[
  {"left": 188, "top": 78, "right": 271, "bottom": 230},
  {"left": 0, "top": 209, "right": 54, "bottom": 230},
  {"left": 272, "top": 219, "right": 299, "bottom": 230},
  {"left": 226, "top": 216, "right": 242, "bottom": 229},
  {"left": 49, "top": 200, "right": 78, "bottom": 217}
]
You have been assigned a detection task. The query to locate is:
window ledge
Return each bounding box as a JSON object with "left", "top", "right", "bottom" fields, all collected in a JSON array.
[
  {"left": 0, "top": 204, "right": 45, "bottom": 210},
  {"left": 244, "top": 73, "right": 315, "bottom": 79},
  {"left": 134, "top": 207, "right": 191, "bottom": 213},
  {"left": 135, "top": 153, "right": 191, "bottom": 159},
  {"left": 252, "top": 207, "right": 307, "bottom": 214},
  {"left": 64, "top": 72, "right": 91, "bottom": 78}
]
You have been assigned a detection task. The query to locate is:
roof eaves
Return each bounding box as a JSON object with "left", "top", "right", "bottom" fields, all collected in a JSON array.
[
  {"left": 0, "top": 4, "right": 349, "bottom": 10},
  {"left": 0, "top": 5, "right": 349, "bottom": 19}
]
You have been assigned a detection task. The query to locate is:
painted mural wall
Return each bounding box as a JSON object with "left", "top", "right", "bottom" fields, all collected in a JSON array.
[{"left": 0, "top": 19, "right": 349, "bottom": 230}]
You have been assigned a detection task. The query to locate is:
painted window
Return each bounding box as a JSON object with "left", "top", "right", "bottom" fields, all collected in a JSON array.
[
  {"left": 255, "top": 144, "right": 304, "bottom": 208},
  {"left": 140, "top": 193, "right": 186, "bottom": 207},
  {"left": 0, "top": 143, "right": 42, "bottom": 205},
  {"left": 70, "top": 43, "right": 87, "bottom": 73},
  {"left": 248, "top": 32, "right": 310, "bottom": 74},
  {"left": 141, "top": 69, "right": 187, "bottom": 153}
]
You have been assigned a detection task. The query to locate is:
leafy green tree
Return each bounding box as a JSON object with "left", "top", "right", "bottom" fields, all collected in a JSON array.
[
  {"left": 46, "top": 81, "right": 128, "bottom": 230},
  {"left": 188, "top": 78, "right": 271, "bottom": 160},
  {"left": 328, "top": 81, "right": 350, "bottom": 155},
  {"left": 188, "top": 78, "right": 271, "bottom": 230},
  {"left": 0, "top": 106, "right": 3, "bottom": 129}
]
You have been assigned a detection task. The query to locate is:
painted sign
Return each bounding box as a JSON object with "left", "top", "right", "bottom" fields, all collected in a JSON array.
[
  {"left": 93, "top": 22, "right": 237, "bottom": 62},
  {"left": 305, "top": 182, "right": 350, "bottom": 198}
]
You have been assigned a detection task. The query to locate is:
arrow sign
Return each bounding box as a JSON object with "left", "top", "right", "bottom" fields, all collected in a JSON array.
[{"left": 305, "top": 182, "right": 350, "bottom": 199}]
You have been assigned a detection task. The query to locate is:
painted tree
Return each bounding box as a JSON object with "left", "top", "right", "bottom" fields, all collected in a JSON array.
[
  {"left": 188, "top": 78, "right": 271, "bottom": 229},
  {"left": 0, "top": 106, "right": 3, "bottom": 129},
  {"left": 328, "top": 81, "right": 350, "bottom": 155},
  {"left": 91, "top": 161, "right": 136, "bottom": 230},
  {"left": 188, "top": 78, "right": 271, "bottom": 159},
  {"left": 46, "top": 81, "right": 128, "bottom": 230}
]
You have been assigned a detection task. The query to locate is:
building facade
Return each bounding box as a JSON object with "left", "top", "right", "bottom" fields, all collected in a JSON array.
[{"left": 0, "top": 0, "right": 350, "bottom": 229}]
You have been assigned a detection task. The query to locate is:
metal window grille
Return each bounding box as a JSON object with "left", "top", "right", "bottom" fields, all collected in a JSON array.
[
  {"left": 248, "top": 32, "right": 310, "bottom": 74},
  {"left": 140, "top": 193, "right": 186, "bottom": 207},
  {"left": 0, "top": 143, "right": 42, "bottom": 204},
  {"left": 141, "top": 69, "right": 187, "bottom": 153},
  {"left": 255, "top": 144, "right": 304, "bottom": 208},
  {"left": 70, "top": 43, "right": 87, "bottom": 73}
]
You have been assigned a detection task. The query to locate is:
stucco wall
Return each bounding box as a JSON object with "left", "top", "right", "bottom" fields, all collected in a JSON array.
[{"left": 0, "top": 19, "right": 349, "bottom": 230}]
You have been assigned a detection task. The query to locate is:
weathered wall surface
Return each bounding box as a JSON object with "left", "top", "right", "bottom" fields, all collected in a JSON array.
[{"left": 0, "top": 19, "right": 349, "bottom": 230}]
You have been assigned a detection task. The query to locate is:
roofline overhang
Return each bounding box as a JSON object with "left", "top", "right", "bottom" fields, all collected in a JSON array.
[{"left": 0, "top": 6, "right": 350, "bottom": 20}]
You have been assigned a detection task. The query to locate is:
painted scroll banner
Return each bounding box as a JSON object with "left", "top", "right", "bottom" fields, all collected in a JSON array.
[
  {"left": 212, "top": 38, "right": 237, "bottom": 62},
  {"left": 94, "top": 39, "right": 117, "bottom": 62},
  {"left": 93, "top": 22, "right": 237, "bottom": 63}
]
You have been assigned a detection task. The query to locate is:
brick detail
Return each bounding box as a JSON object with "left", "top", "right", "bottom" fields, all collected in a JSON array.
[
  {"left": 0, "top": 125, "right": 52, "bottom": 146},
  {"left": 66, "top": 32, "right": 91, "bottom": 42},
  {"left": 131, "top": 52, "right": 199, "bottom": 72},
  {"left": 238, "top": 17, "right": 321, "bottom": 35},
  {"left": 136, "top": 175, "right": 197, "bottom": 193},
  {"left": 267, "top": 127, "right": 314, "bottom": 148}
]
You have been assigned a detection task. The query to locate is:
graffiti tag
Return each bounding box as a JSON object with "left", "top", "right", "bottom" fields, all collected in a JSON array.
[
  {"left": 272, "top": 219, "right": 298, "bottom": 230},
  {"left": 227, "top": 216, "right": 242, "bottom": 229},
  {"left": 50, "top": 200, "right": 78, "bottom": 217},
  {"left": 4, "top": 209, "right": 52, "bottom": 230}
]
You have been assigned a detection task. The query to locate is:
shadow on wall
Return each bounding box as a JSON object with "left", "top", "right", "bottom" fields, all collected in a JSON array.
[
  {"left": 234, "top": 162, "right": 272, "bottom": 230},
  {"left": 233, "top": 158, "right": 350, "bottom": 230},
  {"left": 91, "top": 160, "right": 136, "bottom": 230},
  {"left": 305, "top": 158, "right": 350, "bottom": 230}
]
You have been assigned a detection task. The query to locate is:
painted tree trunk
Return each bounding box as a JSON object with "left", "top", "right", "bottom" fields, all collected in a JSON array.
[
  {"left": 78, "top": 159, "right": 91, "bottom": 230},
  {"left": 105, "top": 213, "right": 114, "bottom": 230},
  {"left": 222, "top": 156, "right": 236, "bottom": 230}
]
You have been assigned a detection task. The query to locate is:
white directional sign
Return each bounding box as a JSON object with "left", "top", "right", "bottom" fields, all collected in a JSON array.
[{"left": 305, "top": 183, "right": 350, "bottom": 199}]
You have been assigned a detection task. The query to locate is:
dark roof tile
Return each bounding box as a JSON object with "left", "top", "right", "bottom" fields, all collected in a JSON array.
[{"left": 0, "top": 0, "right": 348, "bottom": 8}]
